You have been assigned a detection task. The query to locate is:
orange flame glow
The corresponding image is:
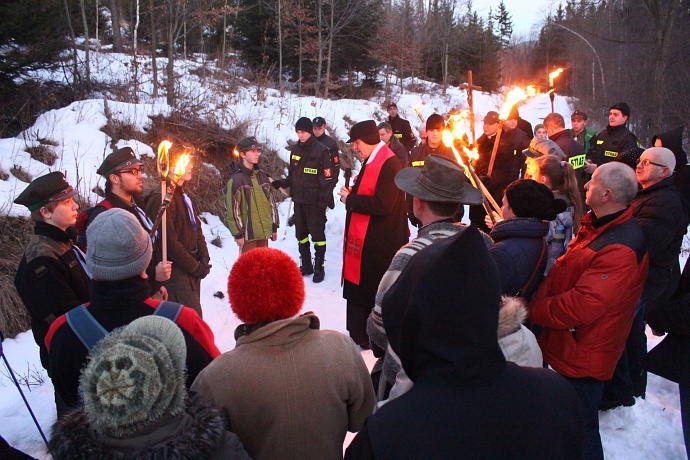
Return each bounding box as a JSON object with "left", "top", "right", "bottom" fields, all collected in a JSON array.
[
  {"left": 172, "top": 151, "right": 191, "bottom": 183},
  {"left": 499, "top": 86, "right": 539, "bottom": 120},
  {"left": 157, "top": 140, "right": 172, "bottom": 178},
  {"left": 412, "top": 100, "right": 423, "bottom": 115},
  {"left": 232, "top": 148, "right": 240, "bottom": 158},
  {"left": 549, "top": 68, "right": 564, "bottom": 86}
]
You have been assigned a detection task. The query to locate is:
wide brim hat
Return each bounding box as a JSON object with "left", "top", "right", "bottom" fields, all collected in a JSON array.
[{"left": 395, "top": 155, "right": 483, "bottom": 205}]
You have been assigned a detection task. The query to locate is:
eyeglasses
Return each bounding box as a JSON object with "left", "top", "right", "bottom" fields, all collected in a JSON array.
[
  {"left": 117, "top": 168, "right": 142, "bottom": 176},
  {"left": 636, "top": 159, "right": 666, "bottom": 169}
]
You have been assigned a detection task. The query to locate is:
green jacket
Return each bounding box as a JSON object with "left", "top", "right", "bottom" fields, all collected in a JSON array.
[
  {"left": 570, "top": 127, "right": 596, "bottom": 154},
  {"left": 226, "top": 163, "right": 279, "bottom": 241}
]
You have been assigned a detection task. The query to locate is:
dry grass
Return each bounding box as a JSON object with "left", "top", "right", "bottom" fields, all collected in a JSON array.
[
  {"left": 0, "top": 216, "right": 33, "bottom": 338},
  {"left": 10, "top": 165, "right": 32, "bottom": 183},
  {"left": 25, "top": 145, "right": 58, "bottom": 166}
]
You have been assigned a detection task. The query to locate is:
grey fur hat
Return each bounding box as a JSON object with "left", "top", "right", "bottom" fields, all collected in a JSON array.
[
  {"left": 86, "top": 208, "right": 152, "bottom": 281},
  {"left": 79, "top": 316, "right": 187, "bottom": 437}
]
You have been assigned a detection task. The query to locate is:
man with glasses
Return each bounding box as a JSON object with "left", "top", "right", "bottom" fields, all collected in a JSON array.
[
  {"left": 14, "top": 171, "right": 92, "bottom": 417},
  {"left": 90, "top": 147, "right": 171, "bottom": 294},
  {"left": 602, "top": 147, "right": 690, "bottom": 409}
]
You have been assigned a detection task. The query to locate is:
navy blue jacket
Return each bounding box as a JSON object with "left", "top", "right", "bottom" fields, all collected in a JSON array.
[{"left": 489, "top": 218, "right": 549, "bottom": 299}]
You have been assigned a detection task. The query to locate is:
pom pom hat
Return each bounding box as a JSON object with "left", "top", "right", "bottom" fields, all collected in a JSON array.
[{"left": 228, "top": 248, "right": 305, "bottom": 324}]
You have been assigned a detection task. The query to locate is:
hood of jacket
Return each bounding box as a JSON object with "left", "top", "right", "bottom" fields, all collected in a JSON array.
[
  {"left": 497, "top": 296, "right": 528, "bottom": 338},
  {"left": 234, "top": 312, "right": 320, "bottom": 347},
  {"left": 490, "top": 217, "right": 549, "bottom": 242},
  {"left": 49, "top": 395, "right": 237, "bottom": 459},
  {"left": 382, "top": 226, "right": 506, "bottom": 387},
  {"left": 652, "top": 126, "right": 687, "bottom": 170}
]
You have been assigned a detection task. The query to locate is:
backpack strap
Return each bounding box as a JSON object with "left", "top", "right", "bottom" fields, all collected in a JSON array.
[
  {"left": 153, "top": 301, "right": 183, "bottom": 322},
  {"left": 65, "top": 304, "right": 107, "bottom": 351}
]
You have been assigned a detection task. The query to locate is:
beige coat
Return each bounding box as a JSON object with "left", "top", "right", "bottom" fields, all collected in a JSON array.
[{"left": 191, "top": 313, "right": 375, "bottom": 460}]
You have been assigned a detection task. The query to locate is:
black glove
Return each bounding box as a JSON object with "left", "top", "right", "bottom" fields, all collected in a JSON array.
[
  {"left": 271, "top": 180, "right": 283, "bottom": 190},
  {"left": 287, "top": 214, "right": 296, "bottom": 227}
]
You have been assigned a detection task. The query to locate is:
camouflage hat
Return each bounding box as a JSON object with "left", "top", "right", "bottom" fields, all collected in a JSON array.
[
  {"left": 522, "top": 138, "right": 566, "bottom": 160},
  {"left": 96, "top": 147, "right": 143, "bottom": 177},
  {"left": 14, "top": 171, "right": 78, "bottom": 211}
]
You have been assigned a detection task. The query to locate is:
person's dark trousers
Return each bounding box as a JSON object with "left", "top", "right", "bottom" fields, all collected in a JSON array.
[
  {"left": 680, "top": 383, "right": 690, "bottom": 458},
  {"left": 565, "top": 376, "right": 605, "bottom": 460},
  {"left": 627, "top": 298, "right": 649, "bottom": 397},
  {"left": 602, "top": 296, "right": 648, "bottom": 406}
]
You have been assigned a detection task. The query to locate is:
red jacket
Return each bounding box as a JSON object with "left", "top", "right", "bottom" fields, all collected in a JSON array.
[{"left": 530, "top": 207, "right": 648, "bottom": 380}]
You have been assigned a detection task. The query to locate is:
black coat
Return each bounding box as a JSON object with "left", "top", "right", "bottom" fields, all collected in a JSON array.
[
  {"left": 646, "top": 258, "right": 690, "bottom": 385},
  {"left": 588, "top": 124, "right": 638, "bottom": 166},
  {"left": 387, "top": 136, "right": 409, "bottom": 168},
  {"left": 281, "top": 135, "right": 334, "bottom": 206},
  {"left": 14, "top": 222, "right": 91, "bottom": 370},
  {"left": 45, "top": 277, "right": 219, "bottom": 408},
  {"left": 550, "top": 129, "right": 587, "bottom": 201},
  {"left": 489, "top": 218, "right": 549, "bottom": 299},
  {"left": 315, "top": 132, "right": 341, "bottom": 186},
  {"left": 476, "top": 128, "right": 529, "bottom": 197},
  {"left": 345, "top": 227, "right": 583, "bottom": 460},
  {"left": 343, "top": 150, "right": 408, "bottom": 298},
  {"left": 388, "top": 115, "right": 416, "bottom": 152},
  {"left": 631, "top": 176, "right": 690, "bottom": 299}
]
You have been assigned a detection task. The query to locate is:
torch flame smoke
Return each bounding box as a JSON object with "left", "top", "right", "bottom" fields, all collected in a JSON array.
[{"left": 499, "top": 85, "right": 539, "bottom": 120}]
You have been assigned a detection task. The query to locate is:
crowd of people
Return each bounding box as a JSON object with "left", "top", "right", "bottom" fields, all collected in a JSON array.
[{"left": 5, "top": 100, "right": 690, "bottom": 460}]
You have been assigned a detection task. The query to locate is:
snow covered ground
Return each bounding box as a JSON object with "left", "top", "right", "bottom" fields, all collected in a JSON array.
[{"left": 0, "top": 50, "right": 687, "bottom": 458}]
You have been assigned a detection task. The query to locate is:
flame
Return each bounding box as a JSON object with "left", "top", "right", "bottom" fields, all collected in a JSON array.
[
  {"left": 549, "top": 68, "right": 564, "bottom": 86},
  {"left": 412, "top": 100, "right": 423, "bottom": 115},
  {"left": 172, "top": 151, "right": 191, "bottom": 183},
  {"left": 499, "top": 86, "right": 538, "bottom": 120},
  {"left": 447, "top": 111, "right": 471, "bottom": 140},
  {"left": 442, "top": 130, "right": 466, "bottom": 168},
  {"left": 157, "top": 140, "right": 172, "bottom": 178},
  {"left": 463, "top": 146, "right": 479, "bottom": 161},
  {"left": 232, "top": 148, "right": 240, "bottom": 158}
]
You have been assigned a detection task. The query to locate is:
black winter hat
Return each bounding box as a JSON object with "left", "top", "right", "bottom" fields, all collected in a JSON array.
[
  {"left": 616, "top": 146, "right": 645, "bottom": 170},
  {"left": 609, "top": 102, "right": 631, "bottom": 118},
  {"left": 505, "top": 179, "right": 567, "bottom": 221},
  {"left": 426, "top": 114, "right": 446, "bottom": 131},
  {"left": 295, "top": 117, "right": 314, "bottom": 135},
  {"left": 312, "top": 116, "right": 326, "bottom": 127},
  {"left": 346, "top": 120, "right": 381, "bottom": 145},
  {"left": 14, "top": 171, "right": 78, "bottom": 211},
  {"left": 97, "top": 147, "right": 143, "bottom": 177},
  {"left": 507, "top": 106, "right": 520, "bottom": 120}
]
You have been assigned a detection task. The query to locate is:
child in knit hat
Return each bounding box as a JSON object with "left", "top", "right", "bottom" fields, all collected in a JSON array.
[{"left": 49, "top": 316, "right": 250, "bottom": 459}]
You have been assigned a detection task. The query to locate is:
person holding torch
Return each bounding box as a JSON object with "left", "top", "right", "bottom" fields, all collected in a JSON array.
[{"left": 146, "top": 152, "right": 210, "bottom": 318}]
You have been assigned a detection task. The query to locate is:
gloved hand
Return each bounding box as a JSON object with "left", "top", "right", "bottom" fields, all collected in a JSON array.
[
  {"left": 287, "top": 214, "right": 296, "bottom": 227},
  {"left": 271, "top": 180, "right": 283, "bottom": 190}
]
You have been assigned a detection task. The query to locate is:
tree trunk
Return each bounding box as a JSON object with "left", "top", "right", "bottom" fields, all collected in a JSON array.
[
  {"left": 151, "top": 0, "right": 158, "bottom": 98},
  {"left": 63, "top": 0, "right": 80, "bottom": 87},
  {"left": 315, "top": 0, "right": 323, "bottom": 96},
  {"left": 278, "top": 0, "right": 283, "bottom": 95},
  {"left": 133, "top": 0, "right": 140, "bottom": 102},
  {"left": 221, "top": 0, "right": 227, "bottom": 69},
  {"left": 166, "top": 1, "right": 175, "bottom": 106},
  {"left": 324, "top": 1, "right": 334, "bottom": 98},
  {"left": 79, "top": 0, "right": 90, "bottom": 84},
  {"left": 110, "top": 0, "right": 123, "bottom": 52}
]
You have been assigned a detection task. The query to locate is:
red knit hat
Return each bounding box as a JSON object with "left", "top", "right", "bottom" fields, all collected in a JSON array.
[{"left": 228, "top": 248, "right": 305, "bottom": 324}]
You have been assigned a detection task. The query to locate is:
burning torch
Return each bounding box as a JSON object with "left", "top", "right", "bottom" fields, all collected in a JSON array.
[
  {"left": 150, "top": 145, "right": 191, "bottom": 251},
  {"left": 442, "top": 130, "right": 502, "bottom": 224},
  {"left": 487, "top": 86, "right": 537, "bottom": 177},
  {"left": 157, "top": 141, "right": 171, "bottom": 263},
  {"left": 548, "top": 68, "right": 563, "bottom": 113}
]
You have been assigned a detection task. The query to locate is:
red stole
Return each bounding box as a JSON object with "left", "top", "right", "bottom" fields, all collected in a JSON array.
[{"left": 343, "top": 145, "right": 395, "bottom": 285}]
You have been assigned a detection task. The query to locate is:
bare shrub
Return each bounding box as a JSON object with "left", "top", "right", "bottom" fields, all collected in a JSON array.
[
  {"left": 0, "top": 166, "right": 8, "bottom": 181},
  {"left": 10, "top": 165, "right": 32, "bottom": 183},
  {"left": 25, "top": 145, "right": 58, "bottom": 166},
  {"left": 0, "top": 216, "right": 33, "bottom": 338}
]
